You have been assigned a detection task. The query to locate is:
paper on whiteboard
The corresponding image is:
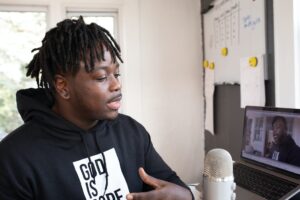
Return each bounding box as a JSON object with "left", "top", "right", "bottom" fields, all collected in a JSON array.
[
  {"left": 240, "top": 55, "right": 265, "bottom": 108},
  {"left": 204, "top": 67, "right": 215, "bottom": 134}
]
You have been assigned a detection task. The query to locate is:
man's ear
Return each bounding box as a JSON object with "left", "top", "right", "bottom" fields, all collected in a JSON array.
[{"left": 54, "top": 74, "right": 70, "bottom": 99}]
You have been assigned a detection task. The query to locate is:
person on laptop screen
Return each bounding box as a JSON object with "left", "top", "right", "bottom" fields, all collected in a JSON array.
[{"left": 268, "top": 116, "right": 300, "bottom": 166}]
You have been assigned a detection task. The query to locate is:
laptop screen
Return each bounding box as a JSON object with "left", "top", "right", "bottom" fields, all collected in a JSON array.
[{"left": 241, "top": 106, "right": 300, "bottom": 176}]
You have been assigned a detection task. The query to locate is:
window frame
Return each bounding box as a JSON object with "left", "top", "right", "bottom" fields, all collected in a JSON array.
[{"left": 66, "top": 8, "right": 119, "bottom": 41}]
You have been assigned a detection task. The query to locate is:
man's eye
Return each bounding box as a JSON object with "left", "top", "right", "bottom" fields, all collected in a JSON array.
[
  {"left": 114, "top": 73, "right": 121, "bottom": 78},
  {"left": 97, "top": 76, "right": 107, "bottom": 82}
]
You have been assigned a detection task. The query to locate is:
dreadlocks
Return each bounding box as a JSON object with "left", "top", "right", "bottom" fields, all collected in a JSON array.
[{"left": 26, "top": 16, "right": 122, "bottom": 91}]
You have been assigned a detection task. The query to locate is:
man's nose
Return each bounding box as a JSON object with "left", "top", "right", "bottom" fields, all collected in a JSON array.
[{"left": 109, "top": 75, "right": 121, "bottom": 91}]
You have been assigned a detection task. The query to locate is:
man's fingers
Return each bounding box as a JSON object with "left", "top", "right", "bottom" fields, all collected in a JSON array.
[
  {"left": 126, "top": 194, "right": 134, "bottom": 200},
  {"left": 128, "top": 168, "right": 191, "bottom": 200},
  {"left": 138, "top": 167, "right": 163, "bottom": 189},
  {"left": 126, "top": 190, "right": 158, "bottom": 200}
]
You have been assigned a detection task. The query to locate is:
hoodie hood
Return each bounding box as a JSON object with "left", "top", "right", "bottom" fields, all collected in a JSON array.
[
  {"left": 17, "top": 88, "right": 77, "bottom": 131},
  {"left": 16, "top": 88, "right": 108, "bottom": 140}
]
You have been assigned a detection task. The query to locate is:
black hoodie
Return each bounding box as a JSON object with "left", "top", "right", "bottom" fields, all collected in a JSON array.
[
  {"left": 269, "top": 135, "right": 300, "bottom": 166},
  {"left": 0, "top": 88, "right": 189, "bottom": 200}
]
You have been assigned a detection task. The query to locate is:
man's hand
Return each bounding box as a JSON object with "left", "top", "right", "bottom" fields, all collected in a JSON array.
[{"left": 126, "top": 167, "right": 193, "bottom": 200}]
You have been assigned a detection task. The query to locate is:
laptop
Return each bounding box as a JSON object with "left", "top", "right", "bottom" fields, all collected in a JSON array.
[{"left": 234, "top": 106, "right": 300, "bottom": 200}]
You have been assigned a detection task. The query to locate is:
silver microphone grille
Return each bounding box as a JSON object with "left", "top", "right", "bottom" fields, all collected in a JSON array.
[{"left": 203, "top": 148, "right": 233, "bottom": 179}]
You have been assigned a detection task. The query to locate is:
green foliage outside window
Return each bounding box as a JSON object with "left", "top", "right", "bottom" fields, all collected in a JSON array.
[
  {"left": 0, "top": 11, "right": 46, "bottom": 134},
  {"left": 0, "top": 73, "right": 22, "bottom": 133}
]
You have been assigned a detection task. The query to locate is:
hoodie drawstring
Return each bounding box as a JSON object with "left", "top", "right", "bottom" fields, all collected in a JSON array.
[
  {"left": 81, "top": 134, "right": 97, "bottom": 179},
  {"left": 95, "top": 134, "right": 109, "bottom": 195},
  {"left": 80, "top": 131, "right": 109, "bottom": 196}
]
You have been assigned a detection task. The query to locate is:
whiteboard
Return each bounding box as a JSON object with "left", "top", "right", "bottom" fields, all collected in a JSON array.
[{"left": 203, "top": 0, "right": 266, "bottom": 84}]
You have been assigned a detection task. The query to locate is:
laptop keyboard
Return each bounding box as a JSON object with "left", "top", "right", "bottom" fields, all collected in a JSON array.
[{"left": 234, "top": 163, "right": 298, "bottom": 200}]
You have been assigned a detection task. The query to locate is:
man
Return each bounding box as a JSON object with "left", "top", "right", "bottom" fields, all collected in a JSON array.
[
  {"left": 0, "top": 16, "right": 193, "bottom": 200},
  {"left": 268, "top": 116, "right": 300, "bottom": 166}
]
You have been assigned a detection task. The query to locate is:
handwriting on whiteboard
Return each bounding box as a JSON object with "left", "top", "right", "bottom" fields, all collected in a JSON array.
[{"left": 243, "top": 15, "right": 261, "bottom": 30}]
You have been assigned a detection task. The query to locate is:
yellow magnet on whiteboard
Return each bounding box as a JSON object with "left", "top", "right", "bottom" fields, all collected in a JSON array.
[
  {"left": 249, "top": 57, "right": 258, "bottom": 67},
  {"left": 203, "top": 60, "right": 209, "bottom": 68},
  {"left": 221, "top": 47, "right": 228, "bottom": 56},
  {"left": 209, "top": 62, "right": 215, "bottom": 70}
]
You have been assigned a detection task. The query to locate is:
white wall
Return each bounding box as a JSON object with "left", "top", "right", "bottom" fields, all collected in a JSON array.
[
  {"left": 293, "top": 0, "right": 300, "bottom": 108},
  {"left": 138, "top": 0, "right": 204, "bottom": 183},
  {"left": 273, "top": 0, "right": 299, "bottom": 108},
  {"left": 0, "top": 0, "right": 204, "bottom": 184}
]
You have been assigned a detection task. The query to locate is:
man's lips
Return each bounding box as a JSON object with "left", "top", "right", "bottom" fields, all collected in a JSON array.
[{"left": 107, "top": 94, "right": 122, "bottom": 110}]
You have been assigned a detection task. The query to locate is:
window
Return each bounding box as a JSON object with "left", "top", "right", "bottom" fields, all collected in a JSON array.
[
  {"left": 244, "top": 118, "right": 253, "bottom": 146},
  {"left": 66, "top": 10, "right": 118, "bottom": 38},
  {"left": 0, "top": 7, "right": 46, "bottom": 138},
  {"left": 254, "top": 117, "right": 264, "bottom": 141}
]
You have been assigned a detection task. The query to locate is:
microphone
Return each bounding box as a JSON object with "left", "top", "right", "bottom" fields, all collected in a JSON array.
[{"left": 203, "top": 148, "right": 236, "bottom": 200}]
